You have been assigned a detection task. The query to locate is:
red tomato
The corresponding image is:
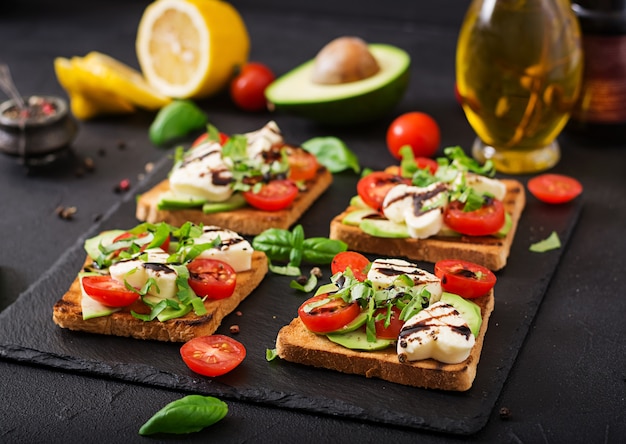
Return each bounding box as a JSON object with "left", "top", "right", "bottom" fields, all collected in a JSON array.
[
  {"left": 82, "top": 275, "right": 139, "bottom": 307},
  {"left": 356, "top": 172, "right": 410, "bottom": 212},
  {"left": 386, "top": 112, "right": 441, "bottom": 160},
  {"left": 331, "top": 251, "right": 370, "bottom": 281},
  {"left": 374, "top": 305, "right": 404, "bottom": 339},
  {"left": 415, "top": 156, "right": 439, "bottom": 174},
  {"left": 180, "top": 335, "right": 246, "bottom": 377},
  {"left": 230, "top": 62, "right": 275, "bottom": 112},
  {"left": 434, "top": 259, "right": 496, "bottom": 299},
  {"left": 187, "top": 258, "right": 237, "bottom": 300},
  {"left": 527, "top": 173, "right": 583, "bottom": 204},
  {"left": 444, "top": 199, "right": 505, "bottom": 236},
  {"left": 243, "top": 180, "right": 299, "bottom": 211},
  {"left": 298, "top": 293, "right": 361, "bottom": 334},
  {"left": 191, "top": 131, "right": 229, "bottom": 147},
  {"left": 287, "top": 147, "right": 320, "bottom": 182}
]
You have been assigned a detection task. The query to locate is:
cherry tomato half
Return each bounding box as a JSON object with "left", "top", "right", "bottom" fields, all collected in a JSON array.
[
  {"left": 356, "top": 171, "right": 410, "bottom": 212},
  {"left": 298, "top": 293, "right": 361, "bottom": 334},
  {"left": 444, "top": 199, "right": 505, "bottom": 236},
  {"left": 82, "top": 275, "right": 139, "bottom": 307},
  {"left": 180, "top": 335, "right": 246, "bottom": 377},
  {"left": 191, "top": 131, "right": 229, "bottom": 147},
  {"left": 243, "top": 180, "right": 299, "bottom": 211},
  {"left": 374, "top": 305, "right": 404, "bottom": 340},
  {"left": 286, "top": 147, "right": 320, "bottom": 182},
  {"left": 187, "top": 258, "right": 237, "bottom": 300},
  {"left": 331, "top": 251, "right": 370, "bottom": 281},
  {"left": 230, "top": 62, "right": 275, "bottom": 112},
  {"left": 527, "top": 173, "right": 583, "bottom": 204},
  {"left": 386, "top": 112, "right": 441, "bottom": 160},
  {"left": 434, "top": 259, "right": 496, "bottom": 299}
]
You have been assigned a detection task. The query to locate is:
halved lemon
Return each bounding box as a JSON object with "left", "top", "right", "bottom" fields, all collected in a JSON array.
[
  {"left": 136, "top": 0, "right": 250, "bottom": 99},
  {"left": 54, "top": 56, "right": 136, "bottom": 120},
  {"left": 79, "top": 51, "right": 172, "bottom": 110}
]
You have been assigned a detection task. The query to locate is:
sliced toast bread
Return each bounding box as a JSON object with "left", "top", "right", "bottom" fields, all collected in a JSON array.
[
  {"left": 136, "top": 168, "right": 333, "bottom": 235},
  {"left": 52, "top": 251, "right": 268, "bottom": 342},
  {"left": 276, "top": 290, "right": 494, "bottom": 391},
  {"left": 329, "top": 179, "right": 525, "bottom": 270}
]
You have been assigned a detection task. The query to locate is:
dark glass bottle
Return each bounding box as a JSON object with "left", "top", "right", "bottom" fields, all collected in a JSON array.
[{"left": 566, "top": 1, "right": 626, "bottom": 144}]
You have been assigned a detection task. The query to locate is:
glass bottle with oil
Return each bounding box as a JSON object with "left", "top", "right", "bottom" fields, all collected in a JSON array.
[{"left": 456, "top": 0, "right": 583, "bottom": 174}]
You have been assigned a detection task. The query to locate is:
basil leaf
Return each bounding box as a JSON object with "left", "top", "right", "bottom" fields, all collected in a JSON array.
[
  {"left": 289, "top": 225, "right": 305, "bottom": 267},
  {"left": 252, "top": 228, "right": 294, "bottom": 262},
  {"left": 290, "top": 272, "right": 318, "bottom": 293},
  {"left": 302, "top": 238, "right": 348, "bottom": 264},
  {"left": 301, "top": 136, "right": 360, "bottom": 173},
  {"left": 266, "top": 348, "right": 279, "bottom": 361},
  {"left": 149, "top": 100, "right": 208, "bottom": 146},
  {"left": 139, "top": 395, "right": 228, "bottom": 435},
  {"left": 269, "top": 263, "right": 302, "bottom": 276},
  {"left": 529, "top": 231, "right": 561, "bottom": 252}
]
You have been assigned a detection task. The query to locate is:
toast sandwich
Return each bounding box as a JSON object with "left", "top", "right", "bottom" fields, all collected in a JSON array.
[
  {"left": 135, "top": 121, "right": 333, "bottom": 235},
  {"left": 276, "top": 290, "right": 494, "bottom": 391},
  {"left": 329, "top": 179, "right": 525, "bottom": 270}
]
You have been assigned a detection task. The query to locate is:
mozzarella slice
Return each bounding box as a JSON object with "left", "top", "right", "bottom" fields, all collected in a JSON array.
[
  {"left": 382, "top": 182, "right": 448, "bottom": 239},
  {"left": 195, "top": 225, "right": 253, "bottom": 272},
  {"left": 244, "top": 120, "right": 283, "bottom": 161},
  {"left": 109, "top": 248, "right": 178, "bottom": 299},
  {"left": 169, "top": 142, "right": 234, "bottom": 202},
  {"left": 366, "top": 258, "right": 442, "bottom": 302},
  {"left": 456, "top": 172, "right": 507, "bottom": 201},
  {"left": 397, "top": 302, "right": 475, "bottom": 364}
]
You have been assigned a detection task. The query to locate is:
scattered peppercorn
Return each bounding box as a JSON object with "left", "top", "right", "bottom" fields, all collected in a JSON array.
[
  {"left": 55, "top": 205, "right": 77, "bottom": 220},
  {"left": 117, "top": 140, "right": 126, "bottom": 150},
  {"left": 145, "top": 162, "right": 154, "bottom": 173},
  {"left": 83, "top": 157, "right": 95, "bottom": 171},
  {"left": 311, "top": 267, "right": 323, "bottom": 278},
  {"left": 114, "top": 178, "right": 131, "bottom": 193},
  {"left": 74, "top": 167, "right": 85, "bottom": 178},
  {"left": 97, "top": 147, "right": 106, "bottom": 157},
  {"left": 499, "top": 407, "right": 512, "bottom": 420},
  {"left": 295, "top": 275, "right": 308, "bottom": 285},
  {"left": 229, "top": 325, "right": 240, "bottom": 334},
  {"left": 235, "top": 311, "right": 242, "bottom": 317},
  {"left": 93, "top": 213, "right": 103, "bottom": 223}
]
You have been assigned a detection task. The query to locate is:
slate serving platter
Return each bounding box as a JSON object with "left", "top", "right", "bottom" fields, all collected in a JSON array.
[{"left": 0, "top": 156, "right": 582, "bottom": 435}]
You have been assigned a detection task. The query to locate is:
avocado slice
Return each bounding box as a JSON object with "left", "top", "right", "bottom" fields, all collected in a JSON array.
[
  {"left": 439, "top": 292, "right": 482, "bottom": 337},
  {"left": 360, "top": 218, "right": 410, "bottom": 238},
  {"left": 265, "top": 44, "right": 410, "bottom": 125},
  {"left": 327, "top": 328, "right": 393, "bottom": 351},
  {"left": 157, "top": 191, "right": 207, "bottom": 210},
  {"left": 342, "top": 208, "right": 379, "bottom": 226},
  {"left": 202, "top": 193, "right": 247, "bottom": 214}
]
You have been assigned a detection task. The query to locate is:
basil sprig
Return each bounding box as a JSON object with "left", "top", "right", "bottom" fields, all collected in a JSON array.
[
  {"left": 301, "top": 136, "right": 361, "bottom": 174},
  {"left": 139, "top": 395, "right": 227, "bottom": 435},
  {"left": 252, "top": 225, "right": 348, "bottom": 276}
]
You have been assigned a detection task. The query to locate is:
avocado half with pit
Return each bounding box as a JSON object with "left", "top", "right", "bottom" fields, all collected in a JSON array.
[{"left": 265, "top": 43, "right": 410, "bottom": 125}]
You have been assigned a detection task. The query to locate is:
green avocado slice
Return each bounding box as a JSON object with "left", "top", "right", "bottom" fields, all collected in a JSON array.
[{"left": 265, "top": 44, "right": 410, "bottom": 125}]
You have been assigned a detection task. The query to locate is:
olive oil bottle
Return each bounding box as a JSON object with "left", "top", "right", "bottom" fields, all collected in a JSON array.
[{"left": 456, "top": 0, "right": 583, "bottom": 174}]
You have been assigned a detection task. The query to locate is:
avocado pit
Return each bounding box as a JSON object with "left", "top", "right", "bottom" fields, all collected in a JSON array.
[{"left": 311, "top": 37, "right": 380, "bottom": 85}]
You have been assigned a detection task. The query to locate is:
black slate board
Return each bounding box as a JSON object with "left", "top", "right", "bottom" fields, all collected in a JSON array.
[{"left": 0, "top": 156, "right": 582, "bottom": 435}]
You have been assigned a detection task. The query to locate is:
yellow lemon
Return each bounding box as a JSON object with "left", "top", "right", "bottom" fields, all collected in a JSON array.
[
  {"left": 136, "top": 0, "right": 250, "bottom": 99},
  {"left": 54, "top": 56, "right": 136, "bottom": 120},
  {"left": 79, "top": 51, "right": 172, "bottom": 110}
]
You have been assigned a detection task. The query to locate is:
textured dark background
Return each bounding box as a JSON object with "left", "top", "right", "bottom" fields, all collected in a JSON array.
[{"left": 1, "top": 1, "right": 625, "bottom": 443}]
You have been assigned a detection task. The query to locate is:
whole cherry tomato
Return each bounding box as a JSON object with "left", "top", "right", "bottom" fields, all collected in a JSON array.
[
  {"left": 230, "top": 62, "right": 275, "bottom": 112},
  {"left": 386, "top": 112, "right": 441, "bottom": 160}
]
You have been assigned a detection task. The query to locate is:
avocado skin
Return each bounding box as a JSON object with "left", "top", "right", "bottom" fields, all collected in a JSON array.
[
  {"left": 266, "top": 44, "right": 411, "bottom": 125},
  {"left": 270, "top": 69, "right": 409, "bottom": 125}
]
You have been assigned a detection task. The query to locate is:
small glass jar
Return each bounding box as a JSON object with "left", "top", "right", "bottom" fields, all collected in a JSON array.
[
  {"left": 567, "top": 1, "right": 626, "bottom": 144},
  {"left": 0, "top": 95, "right": 78, "bottom": 164}
]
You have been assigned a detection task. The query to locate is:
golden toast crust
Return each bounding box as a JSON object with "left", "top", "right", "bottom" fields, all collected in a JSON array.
[
  {"left": 276, "top": 290, "right": 494, "bottom": 391},
  {"left": 329, "top": 179, "right": 525, "bottom": 270},
  {"left": 52, "top": 251, "right": 268, "bottom": 342},
  {"left": 136, "top": 168, "right": 333, "bottom": 235}
]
